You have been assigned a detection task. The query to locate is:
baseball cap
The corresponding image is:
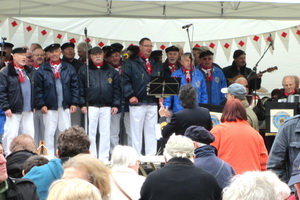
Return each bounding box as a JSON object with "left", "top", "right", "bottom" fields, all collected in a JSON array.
[{"left": 221, "top": 83, "right": 246, "bottom": 100}]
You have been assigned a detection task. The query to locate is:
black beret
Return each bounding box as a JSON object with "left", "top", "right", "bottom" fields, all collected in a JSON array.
[
  {"left": 151, "top": 50, "right": 163, "bottom": 57},
  {"left": 12, "top": 47, "right": 27, "bottom": 54},
  {"left": 106, "top": 47, "right": 120, "bottom": 57},
  {"left": 111, "top": 43, "right": 123, "bottom": 52},
  {"left": 102, "top": 46, "right": 113, "bottom": 54},
  {"left": 199, "top": 50, "right": 214, "bottom": 58},
  {"left": 233, "top": 49, "right": 246, "bottom": 59},
  {"left": 184, "top": 125, "right": 215, "bottom": 144},
  {"left": 0, "top": 42, "right": 14, "bottom": 48},
  {"left": 44, "top": 43, "right": 60, "bottom": 52},
  {"left": 165, "top": 45, "right": 179, "bottom": 53},
  {"left": 89, "top": 47, "right": 103, "bottom": 54},
  {"left": 61, "top": 42, "right": 75, "bottom": 51},
  {"left": 0, "top": 51, "right": 6, "bottom": 57}
]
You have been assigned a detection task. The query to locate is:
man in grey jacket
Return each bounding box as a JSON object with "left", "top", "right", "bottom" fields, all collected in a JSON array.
[{"left": 267, "top": 115, "right": 300, "bottom": 183}]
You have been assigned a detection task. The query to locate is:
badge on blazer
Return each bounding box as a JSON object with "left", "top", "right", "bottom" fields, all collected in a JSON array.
[
  {"left": 108, "top": 77, "right": 112, "bottom": 84},
  {"left": 196, "top": 80, "right": 200, "bottom": 87},
  {"left": 215, "top": 77, "right": 220, "bottom": 83}
]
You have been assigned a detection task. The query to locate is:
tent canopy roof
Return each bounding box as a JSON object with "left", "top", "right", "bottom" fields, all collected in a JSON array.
[{"left": 1, "top": 0, "right": 300, "bottom": 20}]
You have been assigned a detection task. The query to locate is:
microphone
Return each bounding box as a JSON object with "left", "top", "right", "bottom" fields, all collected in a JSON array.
[
  {"left": 182, "top": 24, "right": 193, "bottom": 29},
  {"left": 1, "top": 37, "right": 7, "bottom": 41},
  {"left": 269, "top": 34, "right": 274, "bottom": 50},
  {"left": 84, "top": 28, "right": 87, "bottom": 37}
]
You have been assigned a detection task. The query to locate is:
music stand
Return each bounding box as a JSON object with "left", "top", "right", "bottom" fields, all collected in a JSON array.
[{"left": 147, "top": 77, "right": 181, "bottom": 98}]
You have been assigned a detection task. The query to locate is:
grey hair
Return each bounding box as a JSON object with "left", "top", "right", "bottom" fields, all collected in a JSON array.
[
  {"left": 110, "top": 145, "right": 139, "bottom": 167},
  {"left": 77, "top": 42, "right": 92, "bottom": 52},
  {"left": 179, "top": 84, "right": 198, "bottom": 108},
  {"left": 282, "top": 75, "right": 295, "bottom": 86},
  {"left": 181, "top": 52, "right": 193, "bottom": 61},
  {"left": 164, "top": 135, "right": 194, "bottom": 161},
  {"left": 223, "top": 171, "right": 291, "bottom": 200}
]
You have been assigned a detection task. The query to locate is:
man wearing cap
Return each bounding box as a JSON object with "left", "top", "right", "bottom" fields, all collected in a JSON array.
[
  {"left": 223, "top": 49, "right": 262, "bottom": 92},
  {"left": 162, "top": 46, "right": 182, "bottom": 77},
  {"left": 106, "top": 46, "right": 132, "bottom": 149},
  {"left": 0, "top": 42, "right": 14, "bottom": 68},
  {"left": 34, "top": 43, "right": 79, "bottom": 157},
  {"left": 184, "top": 125, "right": 235, "bottom": 189},
  {"left": 78, "top": 46, "right": 120, "bottom": 162},
  {"left": 163, "top": 52, "right": 208, "bottom": 113},
  {"left": 123, "top": 37, "right": 163, "bottom": 156},
  {"left": 61, "top": 42, "right": 84, "bottom": 73},
  {"left": 222, "top": 83, "right": 259, "bottom": 131},
  {"left": 267, "top": 115, "right": 300, "bottom": 183},
  {"left": 76, "top": 42, "right": 92, "bottom": 63},
  {"left": 0, "top": 47, "right": 35, "bottom": 154},
  {"left": 140, "top": 135, "right": 222, "bottom": 200},
  {"left": 199, "top": 50, "right": 227, "bottom": 105}
]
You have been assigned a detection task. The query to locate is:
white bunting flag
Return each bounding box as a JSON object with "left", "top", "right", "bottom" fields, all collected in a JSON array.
[
  {"left": 38, "top": 26, "right": 51, "bottom": 45},
  {"left": 249, "top": 34, "right": 262, "bottom": 55},
  {"left": 8, "top": 18, "right": 21, "bottom": 40},
  {"left": 277, "top": 29, "right": 290, "bottom": 51},
  {"left": 234, "top": 36, "right": 248, "bottom": 51},
  {"left": 220, "top": 39, "right": 233, "bottom": 62},
  {"left": 23, "top": 22, "right": 37, "bottom": 45}
]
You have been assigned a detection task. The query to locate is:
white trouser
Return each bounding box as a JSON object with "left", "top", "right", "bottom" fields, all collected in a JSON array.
[
  {"left": 110, "top": 112, "right": 131, "bottom": 152},
  {"left": 129, "top": 105, "right": 157, "bottom": 156},
  {"left": 88, "top": 106, "right": 111, "bottom": 162},
  {"left": 34, "top": 110, "right": 45, "bottom": 145},
  {"left": 3, "top": 111, "right": 34, "bottom": 154},
  {"left": 43, "top": 107, "right": 71, "bottom": 157}
]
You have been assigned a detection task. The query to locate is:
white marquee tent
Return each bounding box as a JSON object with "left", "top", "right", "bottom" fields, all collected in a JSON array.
[{"left": 1, "top": 0, "right": 300, "bottom": 94}]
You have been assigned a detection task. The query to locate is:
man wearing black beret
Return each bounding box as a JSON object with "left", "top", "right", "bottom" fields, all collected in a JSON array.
[
  {"left": 61, "top": 42, "right": 84, "bottom": 73},
  {"left": 222, "top": 49, "right": 262, "bottom": 92},
  {"left": 184, "top": 125, "right": 235, "bottom": 189},
  {"left": 0, "top": 47, "right": 35, "bottom": 154},
  {"left": 162, "top": 45, "right": 182, "bottom": 77},
  {"left": 34, "top": 43, "right": 79, "bottom": 157}
]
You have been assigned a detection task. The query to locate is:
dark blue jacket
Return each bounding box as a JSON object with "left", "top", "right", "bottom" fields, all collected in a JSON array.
[
  {"left": 78, "top": 62, "right": 121, "bottom": 108},
  {"left": 123, "top": 56, "right": 163, "bottom": 105},
  {"left": 0, "top": 62, "right": 34, "bottom": 113},
  {"left": 34, "top": 60, "right": 79, "bottom": 110},
  {"left": 194, "top": 145, "right": 235, "bottom": 189}
]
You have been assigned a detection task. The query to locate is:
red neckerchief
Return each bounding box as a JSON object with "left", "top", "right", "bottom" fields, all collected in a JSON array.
[
  {"left": 33, "top": 62, "right": 39, "bottom": 69},
  {"left": 50, "top": 60, "right": 61, "bottom": 79},
  {"left": 139, "top": 52, "right": 152, "bottom": 74},
  {"left": 284, "top": 90, "right": 295, "bottom": 97},
  {"left": 200, "top": 64, "right": 213, "bottom": 82},
  {"left": 94, "top": 61, "right": 104, "bottom": 69},
  {"left": 13, "top": 61, "right": 25, "bottom": 83},
  {"left": 168, "top": 61, "right": 177, "bottom": 73},
  {"left": 182, "top": 67, "right": 193, "bottom": 83},
  {"left": 112, "top": 63, "right": 122, "bottom": 73}
]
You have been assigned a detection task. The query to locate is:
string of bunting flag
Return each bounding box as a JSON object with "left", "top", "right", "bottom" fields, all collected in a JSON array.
[{"left": 1, "top": 16, "right": 300, "bottom": 61}]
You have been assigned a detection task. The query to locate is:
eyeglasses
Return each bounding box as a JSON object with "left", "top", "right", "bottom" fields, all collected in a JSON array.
[{"left": 142, "top": 45, "right": 153, "bottom": 48}]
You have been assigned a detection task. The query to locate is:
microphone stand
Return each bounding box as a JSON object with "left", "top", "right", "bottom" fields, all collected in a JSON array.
[
  {"left": 0, "top": 37, "right": 7, "bottom": 69},
  {"left": 84, "top": 28, "right": 90, "bottom": 135},
  {"left": 184, "top": 26, "right": 195, "bottom": 71},
  {"left": 251, "top": 40, "right": 273, "bottom": 104}
]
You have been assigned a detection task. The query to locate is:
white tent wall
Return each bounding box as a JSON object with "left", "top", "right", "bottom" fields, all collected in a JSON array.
[{"left": 1, "top": 17, "right": 300, "bottom": 95}]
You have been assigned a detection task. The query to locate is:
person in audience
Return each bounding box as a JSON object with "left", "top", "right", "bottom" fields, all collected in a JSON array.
[
  {"left": 62, "top": 153, "right": 111, "bottom": 200},
  {"left": 184, "top": 125, "right": 235, "bottom": 188},
  {"left": 6, "top": 134, "right": 37, "bottom": 178},
  {"left": 159, "top": 84, "right": 212, "bottom": 138},
  {"left": 140, "top": 135, "right": 222, "bottom": 200},
  {"left": 0, "top": 153, "right": 39, "bottom": 199},
  {"left": 23, "top": 126, "right": 90, "bottom": 200},
  {"left": 47, "top": 179, "right": 102, "bottom": 200},
  {"left": 267, "top": 114, "right": 300, "bottom": 183},
  {"left": 110, "top": 145, "right": 145, "bottom": 200},
  {"left": 22, "top": 155, "right": 49, "bottom": 176},
  {"left": 223, "top": 171, "right": 291, "bottom": 200},
  {"left": 221, "top": 83, "right": 259, "bottom": 131},
  {"left": 211, "top": 98, "right": 268, "bottom": 174}
]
